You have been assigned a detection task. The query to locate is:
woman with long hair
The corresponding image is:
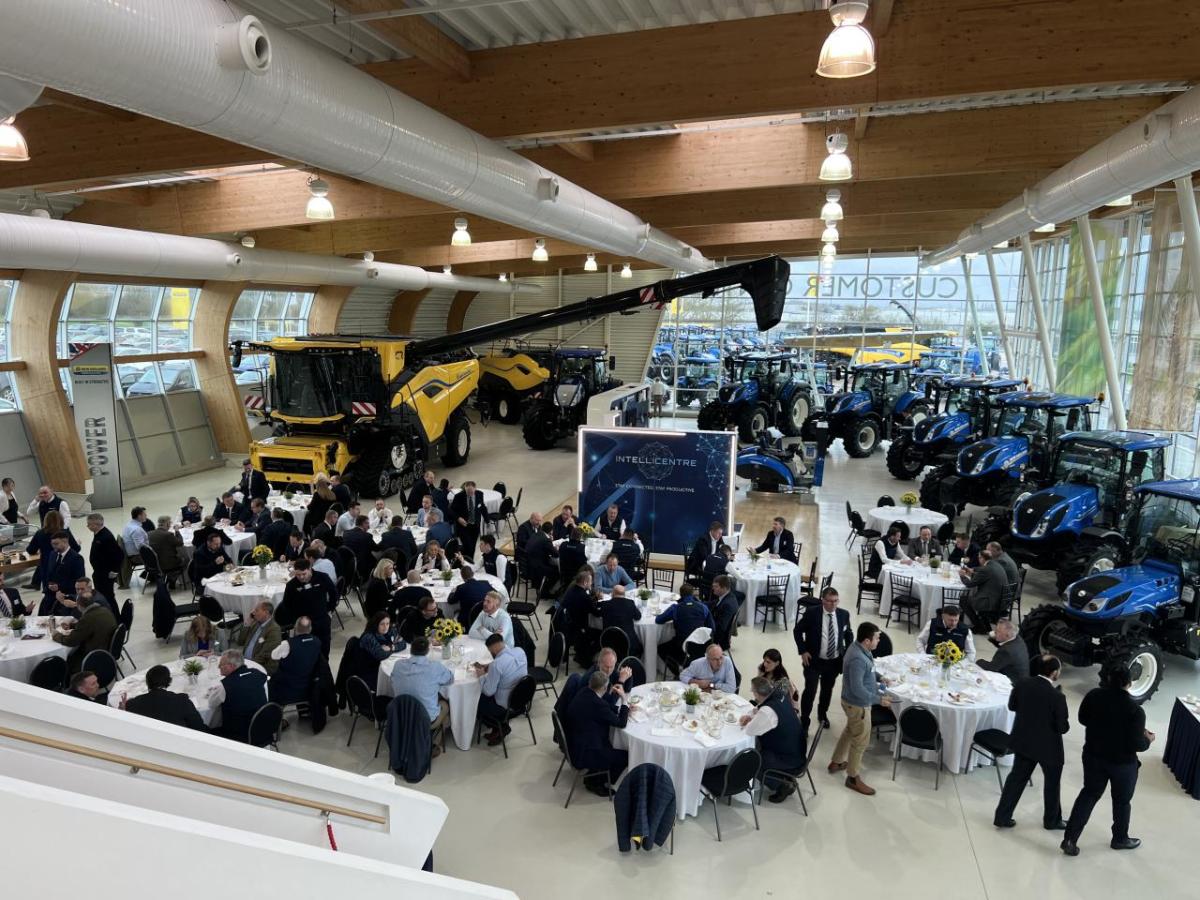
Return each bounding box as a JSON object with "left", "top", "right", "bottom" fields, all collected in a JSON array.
[
  {"left": 304, "top": 473, "right": 338, "bottom": 534},
  {"left": 180, "top": 615, "right": 220, "bottom": 658},
  {"left": 758, "top": 648, "right": 800, "bottom": 710},
  {"left": 28, "top": 509, "right": 79, "bottom": 590},
  {"left": 363, "top": 558, "right": 398, "bottom": 618}
]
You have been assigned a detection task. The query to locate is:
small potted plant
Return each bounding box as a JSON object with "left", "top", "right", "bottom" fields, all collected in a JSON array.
[
  {"left": 9, "top": 615, "right": 25, "bottom": 638},
  {"left": 929, "top": 555, "right": 942, "bottom": 571},
  {"left": 682, "top": 686, "right": 702, "bottom": 715},
  {"left": 440, "top": 568, "right": 454, "bottom": 584},
  {"left": 899, "top": 491, "right": 919, "bottom": 514},
  {"left": 748, "top": 548, "right": 761, "bottom": 564},
  {"left": 181, "top": 658, "right": 204, "bottom": 685},
  {"left": 283, "top": 489, "right": 295, "bottom": 501},
  {"left": 637, "top": 588, "right": 653, "bottom": 604},
  {"left": 250, "top": 544, "right": 274, "bottom": 580}
]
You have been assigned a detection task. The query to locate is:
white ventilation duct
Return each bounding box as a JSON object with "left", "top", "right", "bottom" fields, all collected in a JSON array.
[
  {"left": 0, "top": 213, "right": 538, "bottom": 295},
  {"left": 0, "top": 1, "right": 710, "bottom": 273},
  {"left": 923, "top": 83, "right": 1200, "bottom": 266},
  {"left": 0, "top": 74, "right": 43, "bottom": 119}
]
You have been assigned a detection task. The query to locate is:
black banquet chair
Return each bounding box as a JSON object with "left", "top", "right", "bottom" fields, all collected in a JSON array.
[
  {"left": 969, "top": 728, "right": 1012, "bottom": 791},
  {"left": 29, "top": 655, "right": 67, "bottom": 692},
  {"left": 699, "top": 747, "right": 762, "bottom": 841},
  {"left": 248, "top": 702, "right": 284, "bottom": 750},
  {"left": 475, "top": 675, "right": 537, "bottom": 759},
  {"left": 599, "top": 626, "right": 630, "bottom": 663},
  {"left": 345, "top": 675, "right": 387, "bottom": 758},
  {"left": 759, "top": 715, "right": 823, "bottom": 817},
  {"left": 80, "top": 648, "right": 119, "bottom": 693},
  {"left": 892, "top": 705, "right": 944, "bottom": 789}
]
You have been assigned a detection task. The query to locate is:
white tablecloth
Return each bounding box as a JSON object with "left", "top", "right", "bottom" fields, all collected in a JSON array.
[
  {"left": 0, "top": 617, "right": 71, "bottom": 683},
  {"left": 108, "top": 656, "right": 268, "bottom": 728},
  {"left": 204, "top": 563, "right": 291, "bottom": 617},
  {"left": 369, "top": 525, "right": 427, "bottom": 547},
  {"left": 266, "top": 492, "right": 311, "bottom": 515},
  {"left": 613, "top": 682, "right": 756, "bottom": 818},
  {"left": 727, "top": 555, "right": 803, "bottom": 627},
  {"left": 446, "top": 488, "right": 503, "bottom": 516},
  {"left": 179, "top": 525, "right": 257, "bottom": 565},
  {"left": 878, "top": 562, "right": 966, "bottom": 626},
  {"left": 867, "top": 505, "right": 949, "bottom": 536},
  {"left": 590, "top": 590, "right": 676, "bottom": 677},
  {"left": 377, "top": 636, "right": 489, "bottom": 750},
  {"left": 875, "top": 653, "right": 1013, "bottom": 774}
]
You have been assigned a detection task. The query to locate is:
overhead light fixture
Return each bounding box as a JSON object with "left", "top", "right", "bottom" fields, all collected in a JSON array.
[
  {"left": 442, "top": 265, "right": 452, "bottom": 274},
  {"left": 821, "top": 222, "right": 840, "bottom": 243},
  {"left": 498, "top": 272, "right": 508, "bottom": 283},
  {"left": 451, "top": 217, "right": 471, "bottom": 246},
  {"left": 1106, "top": 194, "right": 1133, "bottom": 207},
  {"left": 584, "top": 253, "right": 598, "bottom": 272},
  {"left": 819, "top": 132, "right": 852, "bottom": 182},
  {"left": 239, "top": 234, "right": 256, "bottom": 248},
  {"left": 620, "top": 263, "right": 633, "bottom": 279},
  {"left": 0, "top": 117, "right": 30, "bottom": 163},
  {"left": 1034, "top": 222, "right": 1057, "bottom": 233},
  {"left": 305, "top": 176, "right": 334, "bottom": 220},
  {"left": 821, "top": 242, "right": 838, "bottom": 257},
  {"left": 820, "top": 189, "right": 844, "bottom": 221},
  {"left": 816, "top": 1, "right": 876, "bottom": 79},
  {"left": 362, "top": 251, "right": 374, "bottom": 262},
  {"left": 993, "top": 240, "right": 1010, "bottom": 250},
  {"left": 532, "top": 238, "right": 549, "bottom": 262},
  {"left": 965, "top": 251, "right": 979, "bottom": 260},
  {"left": 29, "top": 207, "right": 50, "bottom": 219}
]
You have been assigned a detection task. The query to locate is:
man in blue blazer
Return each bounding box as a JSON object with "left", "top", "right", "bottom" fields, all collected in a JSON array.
[
  {"left": 755, "top": 516, "right": 798, "bottom": 564},
  {"left": 566, "top": 669, "right": 630, "bottom": 793},
  {"left": 39, "top": 531, "right": 86, "bottom": 616}
]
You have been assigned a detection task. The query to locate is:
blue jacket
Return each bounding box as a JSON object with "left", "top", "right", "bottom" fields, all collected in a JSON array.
[
  {"left": 613, "top": 763, "right": 676, "bottom": 852},
  {"left": 840, "top": 642, "right": 883, "bottom": 708},
  {"left": 655, "top": 596, "right": 713, "bottom": 639}
]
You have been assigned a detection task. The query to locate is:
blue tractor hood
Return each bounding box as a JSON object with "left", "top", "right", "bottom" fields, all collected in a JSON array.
[
  {"left": 830, "top": 390, "right": 872, "bottom": 416},
  {"left": 914, "top": 410, "right": 971, "bottom": 446},
  {"left": 957, "top": 435, "right": 1030, "bottom": 478},
  {"left": 1011, "top": 482, "right": 1100, "bottom": 540},
  {"left": 1064, "top": 564, "right": 1180, "bottom": 619}
]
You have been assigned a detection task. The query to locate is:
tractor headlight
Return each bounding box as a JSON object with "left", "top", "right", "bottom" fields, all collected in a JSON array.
[
  {"left": 1030, "top": 507, "right": 1066, "bottom": 539},
  {"left": 1083, "top": 590, "right": 1130, "bottom": 614},
  {"left": 971, "top": 454, "right": 991, "bottom": 475}
]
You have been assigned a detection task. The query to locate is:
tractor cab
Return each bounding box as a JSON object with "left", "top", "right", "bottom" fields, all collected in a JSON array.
[
  {"left": 719, "top": 351, "right": 793, "bottom": 397},
  {"left": 844, "top": 361, "right": 913, "bottom": 409},
  {"left": 1045, "top": 431, "right": 1168, "bottom": 521},
  {"left": 551, "top": 348, "right": 613, "bottom": 408}
]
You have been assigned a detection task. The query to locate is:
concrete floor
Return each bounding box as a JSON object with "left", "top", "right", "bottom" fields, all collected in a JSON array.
[{"left": 26, "top": 420, "right": 1200, "bottom": 900}]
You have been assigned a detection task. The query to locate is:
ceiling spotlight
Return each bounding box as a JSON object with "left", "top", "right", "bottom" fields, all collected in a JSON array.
[
  {"left": 817, "top": 1, "right": 876, "bottom": 79},
  {"left": 442, "top": 265, "right": 452, "bottom": 274},
  {"left": 821, "top": 242, "right": 838, "bottom": 257},
  {"left": 363, "top": 251, "right": 374, "bottom": 262},
  {"left": 451, "top": 217, "right": 471, "bottom": 246},
  {"left": 498, "top": 272, "right": 508, "bottom": 283},
  {"left": 240, "top": 234, "right": 256, "bottom": 248},
  {"left": 0, "top": 117, "right": 30, "bottom": 163},
  {"left": 532, "top": 238, "right": 549, "bottom": 262},
  {"left": 584, "top": 253, "right": 598, "bottom": 272},
  {"left": 305, "top": 176, "right": 334, "bottom": 220},
  {"left": 1106, "top": 194, "right": 1133, "bottom": 207},
  {"left": 819, "top": 132, "right": 852, "bottom": 182},
  {"left": 1034, "top": 222, "right": 1057, "bottom": 233},
  {"left": 620, "top": 263, "right": 633, "bottom": 279},
  {"left": 821, "top": 222, "right": 840, "bottom": 243},
  {"left": 820, "top": 189, "right": 844, "bottom": 221}
]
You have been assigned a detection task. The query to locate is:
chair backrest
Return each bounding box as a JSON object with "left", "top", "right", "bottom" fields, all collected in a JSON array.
[
  {"left": 29, "top": 655, "right": 67, "bottom": 692},
  {"left": 618, "top": 655, "right": 647, "bottom": 689},
  {"left": 806, "top": 558, "right": 818, "bottom": 585},
  {"left": 941, "top": 585, "right": 966, "bottom": 605},
  {"left": 108, "top": 623, "right": 127, "bottom": 659},
  {"left": 872, "top": 630, "right": 894, "bottom": 658},
  {"left": 850, "top": 509, "right": 866, "bottom": 532},
  {"left": 139, "top": 544, "right": 161, "bottom": 573},
  {"left": 720, "top": 747, "right": 762, "bottom": 797},
  {"left": 503, "top": 556, "right": 517, "bottom": 593},
  {"left": 599, "top": 626, "right": 629, "bottom": 661},
  {"left": 877, "top": 495, "right": 895, "bottom": 508},
  {"left": 859, "top": 541, "right": 874, "bottom": 571},
  {"left": 248, "top": 702, "right": 284, "bottom": 748},
  {"left": 346, "top": 675, "right": 378, "bottom": 720},
  {"left": 492, "top": 481, "right": 507, "bottom": 497},
  {"left": 765, "top": 573, "right": 790, "bottom": 596},
  {"left": 898, "top": 705, "right": 941, "bottom": 745},
  {"left": 889, "top": 519, "right": 910, "bottom": 542},
  {"left": 819, "top": 571, "right": 834, "bottom": 592},
  {"left": 845, "top": 500, "right": 854, "bottom": 525},
  {"left": 511, "top": 487, "right": 522, "bottom": 514},
  {"left": 936, "top": 521, "right": 955, "bottom": 543},
  {"left": 198, "top": 594, "right": 227, "bottom": 625},
  {"left": 940, "top": 504, "right": 957, "bottom": 523},
  {"left": 496, "top": 496, "right": 514, "bottom": 518},
  {"left": 506, "top": 675, "right": 537, "bottom": 716},
  {"left": 550, "top": 709, "right": 575, "bottom": 766},
  {"left": 120, "top": 599, "right": 134, "bottom": 630},
  {"left": 81, "top": 649, "right": 118, "bottom": 689},
  {"left": 889, "top": 571, "right": 913, "bottom": 594},
  {"left": 650, "top": 567, "right": 674, "bottom": 591},
  {"left": 334, "top": 546, "right": 357, "bottom": 581},
  {"left": 545, "top": 630, "right": 567, "bottom": 670}
]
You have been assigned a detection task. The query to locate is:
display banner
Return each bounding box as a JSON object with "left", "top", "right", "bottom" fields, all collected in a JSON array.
[
  {"left": 578, "top": 427, "right": 735, "bottom": 556},
  {"left": 68, "top": 342, "right": 123, "bottom": 509},
  {"left": 1057, "top": 219, "right": 1124, "bottom": 397}
]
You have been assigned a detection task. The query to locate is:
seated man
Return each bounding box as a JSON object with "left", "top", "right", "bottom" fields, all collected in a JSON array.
[
  {"left": 281, "top": 528, "right": 307, "bottom": 563},
  {"left": 213, "top": 491, "right": 251, "bottom": 527},
  {"left": 867, "top": 527, "right": 910, "bottom": 580},
  {"left": 478, "top": 533, "right": 509, "bottom": 583},
  {"left": 916, "top": 604, "right": 976, "bottom": 662},
  {"left": 595, "top": 553, "right": 634, "bottom": 591},
  {"left": 654, "top": 583, "right": 714, "bottom": 665},
  {"left": 907, "top": 525, "right": 943, "bottom": 559},
  {"left": 247, "top": 498, "right": 271, "bottom": 536},
  {"left": 190, "top": 515, "right": 231, "bottom": 549},
  {"left": 565, "top": 670, "right": 630, "bottom": 794},
  {"left": 232, "top": 601, "right": 282, "bottom": 674},
  {"left": 595, "top": 504, "right": 626, "bottom": 541},
  {"left": 424, "top": 509, "right": 454, "bottom": 550},
  {"left": 473, "top": 633, "right": 528, "bottom": 746},
  {"left": 597, "top": 584, "right": 643, "bottom": 658},
  {"left": 560, "top": 569, "right": 601, "bottom": 665},
  {"left": 947, "top": 533, "right": 981, "bottom": 569},
  {"left": 268, "top": 617, "right": 323, "bottom": 705},
  {"left": 64, "top": 670, "right": 105, "bottom": 703},
  {"left": 368, "top": 498, "right": 395, "bottom": 530},
  {"left": 311, "top": 509, "right": 341, "bottom": 550},
  {"left": 193, "top": 531, "right": 233, "bottom": 582},
  {"left": 52, "top": 588, "right": 117, "bottom": 675},
  {"left": 276, "top": 560, "right": 334, "bottom": 657},
  {"left": 260, "top": 510, "right": 293, "bottom": 559},
  {"left": 415, "top": 494, "right": 436, "bottom": 528},
  {"left": 524, "top": 521, "right": 559, "bottom": 599},
  {"left": 702, "top": 544, "right": 735, "bottom": 579},
  {"left": 977, "top": 618, "right": 1029, "bottom": 683},
  {"left": 680, "top": 644, "right": 736, "bottom": 693},
  {"left": 340, "top": 515, "right": 376, "bottom": 578},
  {"left": 335, "top": 500, "right": 362, "bottom": 538},
  {"left": 399, "top": 595, "right": 440, "bottom": 644},
  {"left": 393, "top": 569, "right": 433, "bottom": 613},
  {"left": 756, "top": 516, "right": 798, "bottom": 563},
  {"left": 611, "top": 528, "right": 643, "bottom": 574},
  {"left": 515, "top": 510, "right": 542, "bottom": 556},
  {"left": 708, "top": 575, "right": 741, "bottom": 652},
  {"left": 741, "top": 675, "right": 807, "bottom": 803},
  {"left": 390, "top": 636, "right": 453, "bottom": 755},
  {"left": 305, "top": 543, "right": 338, "bottom": 585},
  {"left": 468, "top": 590, "right": 514, "bottom": 647},
  {"left": 0, "top": 571, "right": 29, "bottom": 617},
  {"left": 960, "top": 549, "right": 1008, "bottom": 633},
  {"left": 147, "top": 515, "right": 186, "bottom": 585},
  {"left": 584, "top": 646, "right": 634, "bottom": 691},
  {"left": 213, "top": 649, "right": 268, "bottom": 742},
  {"left": 551, "top": 505, "right": 577, "bottom": 541},
  {"left": 449, "top": 565, "right": 492, "bottom": 628},
  {"left": 686, "top": 521, "right": 726, "bottom": 579},
  {"left": 557, "top": 528, "right": 588, "bottom": 582},
  {"left": 124, "top": 664, "right": 207, "bottom": 730},
  {"left": 378, "top": 515, "right": 419, "bottom": 568}
]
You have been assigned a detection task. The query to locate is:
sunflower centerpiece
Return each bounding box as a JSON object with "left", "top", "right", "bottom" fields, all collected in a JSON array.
[
  {"left": 427, "top": 617, "right": 464, "bottom": 658},
  {"left": 250, "top": 544, "right": 274, "bottom": 579},
  {"left": 899, "top": 490, "right": 919, "bottom": 514},
  {"left": 933, "top": 639, "right": 964, "bottom": 685}
]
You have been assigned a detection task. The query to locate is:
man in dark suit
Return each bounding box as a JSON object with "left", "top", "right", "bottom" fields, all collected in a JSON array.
[
  {"left": 986, "top": 541, "right": 1021, "bottom": 587},
  {"left": 52, "top": 588, "right": 117, "bottom": 674},
  {"left": 0, "top": 571, "right": 29, "bottom": 617},
  {"left": 1061, "top": 664, "right": 1154, "bottom": 856},
  {"left": 565, "top": 669, "right": 630, "bottom": 793},
  {"left": 64, "top": 670, "right": 105, "bottom": 703},
  {"left": 960, "top": 550, "right": 1008, "bottom": 633},
  {"left": 232, "top": 458, "right": 270, "bottom": 503},
  {"left": 189, "top": 517, "right": 231, "bottom": 548},
  {"left": 406, "top": 468, "right": 436, "bottom": 513},
  {"left": 551, "top": 505, "right": 577, "bottom": 541},
  {"left": 311, "top": 509, "right": 341, "bottom": 550},
  {"left": 708, "top": 574, "right": 740, "bottom": 651},
  {"left": 281, "top": 529, "right": 307, "bottom": 563},
  {"left": 686, "top": 521, "right": 726, "bottom": 578},
  {"left": 449, "top": 481, "right": 483, "bottom": 561},
  {"left": 906, "top": 525, "right": 942, "bottom": 559},
  {"left": 978, "top": 618, "right": 1029, "bottom": 683},
  {"left": 378, "top": 515, "right": 418, "bottom": 568},
  {"left": 215, "top": 649, "right": 269, "bottom": 742},
  {"left": 340, "top": 515, "right": 377, "bottom": 579},
  {"left": 194, "top": 532, "right": 233, "bottom": 582},
  {"left": 328, "top": 470, "right": 353, "bottom": 508},
  {"left": 125, "top": 665, "right": 207, "bottom": 730},
  {"left": 268, "top": 617, "right": 322, "bottom": 705},
  {"left": 515, "top": 511, "right": 542, "bottom": 558},
  {"left": 557, "top": 527, "right": 587, "bottom": 581},
  {"left": 794, "top": 586, "right": 854, "bottom": 730},
  {"left": 947, "top": 533, "right": 981, "bottom": 568},
  {"left": 259, "top": 509, "right": 292, "bottom": 559},
  {"left": 246, "top": 498, "right": 272, "bottom": 537},
  {"left": 85, "top": 512, "right": 125, "bottom": 607},
  {"left": 756, "top": 516, "right": 798, "bottom": 563},
  {"left": 147, "top": 516, "right": 186, "bottom": 585},
  {"left": 213, "top": 492, "right": 251, "bottom": 526},
  {"left": 392, "top": 570, "right": 433, "bottom": 613},
  {"left": 561, "top": 569, "right": 602, "bottom": 666},
  {"left": 525, "top": 521, "right": 559, "bottom": 599},
  {"left": 654, "top": 584, "right": 714, "bottom": 665},
  {"left": 596, "top": 583, "right": 643, "bottom": 658},
  {"left": 994, "top": 653, "right": 1069, "bottom": 830},
  {"left": 39, "top": 531, "right": 86, "bottom": 616},
  {"left": 276, "top": 560, "right": 334, "bottom": 656},
  {"left": 449, "top": 566, "right": 492, "bottom": 628}
]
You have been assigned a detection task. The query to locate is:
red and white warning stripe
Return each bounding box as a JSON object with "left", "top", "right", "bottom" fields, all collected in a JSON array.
[
  {"left": 350, "top": 401, "right": 377, "bottom": 416},
  {"left": 639, "top": 286, "right": 656, "bottom": 304},
  {"left": 242, "top": 394, "right": 264, "bottom": 410}
]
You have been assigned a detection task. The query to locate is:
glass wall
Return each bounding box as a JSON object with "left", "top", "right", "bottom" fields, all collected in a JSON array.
[
  {"left": 229, "top": 288, "right": 314, "bottom": 342},
  {"left": 0, "top": 279, "right": 16, "bottom": 412}
]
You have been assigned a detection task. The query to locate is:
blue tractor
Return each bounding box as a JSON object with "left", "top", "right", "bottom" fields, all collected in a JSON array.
[
  {"left": 800, "top": 362, "right": 931, "bottom": 458},
  {"left": 973, "top": 430, "right": 1170, "bottom": 592},
  {"left": 918, "top": 391, "right": 1095, "bottom": 512},
  {"left": 697, "top": 351, "right": 815, "bottom": 443},
  {"left": 885, "top": 375, "right": 1024, "bottom": 480},
  {"left": 673, "top": 350, "right": 722, "bottom": 408},
  {"left": 1020, "top": 480, "right": 1200, "bottom": 703}
]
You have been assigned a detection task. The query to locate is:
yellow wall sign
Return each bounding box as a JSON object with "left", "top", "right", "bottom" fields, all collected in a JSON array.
[{"left": 70, "top": 365, "right": 109, "bottom": 375}]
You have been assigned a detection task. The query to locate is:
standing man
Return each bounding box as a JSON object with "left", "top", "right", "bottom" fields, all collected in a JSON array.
[
  {"left": 450, "top": 480, "right": 482, "bottom": 561},
  {"left": 39, "top": 531, "right": 85, "bottom": 616},
  {"left": 794, "top": 586, "right": 854, "bottom": 732},
  {"left": 828, "top": 622, "right": 891, "bottom": 797},
  {"left": 51, "top": 588, "right": 117, "bottom": 674},
  {"left": 994, "top": 653, "right": 1069, "bottom": 830},
  {"left": 708, "top": 575, "right": 740, "bottom": 652},
  {"left": 756, "top": 516, "right": 798, "bottom": 563},
  {"left": 1061, "top": 665, "right": 1154, "bottom": 856},
  {"left": 27, "top": 485, "right": 71, "bottom": 528},
  {"left": 233, "top": 458, "right": 269, "bottom": 503},
  {"left": 85, "top": 513, "right": 124, "bottom": 608}
]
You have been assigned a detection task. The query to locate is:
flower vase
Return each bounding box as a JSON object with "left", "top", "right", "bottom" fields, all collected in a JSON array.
[
  {"left": 187, "top": 673, "right": 199, "bottom": 686},
  {"left": 685, "top": 704, "right": 696, "bottom": 716},
  {"left": 258, "top": 564, "right": 267, "bottom": 581},
  {"left": 905, "top": 504, "right": 913, "bottom": 515},
  {"left": 12, "top": 627, "right": 23, "bottom": 639},
  {"left": 441, "top": 641, "right": 452, "bottom": 660},
  {"left": 939, "top": 665, "right": 951, "bottom": 687}
]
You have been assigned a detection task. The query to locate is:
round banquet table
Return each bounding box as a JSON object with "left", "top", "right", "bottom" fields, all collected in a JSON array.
[
  {"left": 875, "top": 652, "right": 1013, "bottom": 774},
  {"left": 178, "top": 524, "right": 257, "bottom": 565},
  {"left": 265, "top": 492, "right": 311, "bottom": 516},
  {"left": 204, "top": 562, "right": 291, "bottom": 617},
  {"left": 726, "top": 554, "right": 803, "bottom": 626},
  {"left": 369, "top": 525, "right": 427, "bottom": 547},
  {"left": 446, "top": 488, "right": 503, "bottom": 516},
  {"left": 377, "top": 636, "right": 489, "bottom": 751},
  {"left": 867, "top": 505, "right": 949, "bottom": 537},
  {"left": 417, "top": 570, "right": 508, "bottom": 619},
  {"left": 0, "top": 616, "right": 72, "bottom": 683},
  {"left": 590, "top": 589, "right": 676, "bottom": 677},
  {"left": 612, "top": 682, "right": 756, "bottom": 818},
  {"left": 877, "top": 561, "right": 966, "bottom": 626},
  {"left": 108, "top": 656, "right": 268, "bottom": 728}
]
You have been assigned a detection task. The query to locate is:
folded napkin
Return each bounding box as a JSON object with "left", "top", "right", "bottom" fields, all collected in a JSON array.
[
  {"left": 650, "top": 726, "right": 676, "bottom": 738},
  {"left": 693, "top": 730, "right": 719, "bottom": 748}
]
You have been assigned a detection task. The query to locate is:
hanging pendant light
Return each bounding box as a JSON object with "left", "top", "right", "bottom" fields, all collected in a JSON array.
[
  {"left": 620, "top": 263, "right": 633, "bottom": 279},
  {"left": 820, "top": 189, "right": 844, "bottom": 221},
  {"left": 1034, "top": 222, "right": 1057, "bottom": 233},
  {"left": 442, "top": 265, "right": 452, "bottom": 274},
  {"left": 0, "top": 117, "right": 30, "bottom": 162},
  {"left": 532, "top": 238, "right": 549, "bottom": 262},
  {"left": 584, "top": 253, "right": 598, "bottom": 272},
  {"left": 819, "top": 132, "right": 852, "bottom": 182},
  {"left": 817, "top": 2, "right": 876, "bottom": 79},
  {"left": 1106, "top": 194, "right": 1133, "bottom": 207},
  {"left": 305, "top": 176, "right": 334, "bottom": 220},
  {"left": 451, "top": 217, "right": 471, "bottom": 246},
  {"left": 498, "top": 272, "right": 508, "bottom": 283},
  {"left": 821, "top": 242, "right": 838, "bottom": 257},
  {"left": 821, "top": 222, "right": 840, "bottom": 243}
]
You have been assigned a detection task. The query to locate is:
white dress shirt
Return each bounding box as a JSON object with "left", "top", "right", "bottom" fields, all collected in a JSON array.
[
  {"left": 335, "top": 510, "right": 356, "bottom": 537},
  {"left": 28, "top": 497, "right": 71, "bottom": 528},
  {"left": 312, "top": 557, "right": 338, "bottom": 584},
  {"left": 742, "top": 704, "right": 779, "bottom": 738},
  {"left": 874, "top": 538, "right": 909, "bottom": 569},
  {"left": 368, "top": 507, "right": 394, "bottom": 529}
]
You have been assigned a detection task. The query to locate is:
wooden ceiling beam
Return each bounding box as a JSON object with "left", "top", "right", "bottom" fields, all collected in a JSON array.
[
  {"left": 557, "top": 140, "right": 594, "bottom": 162},
  {"left": 39, "top": 88, "right": 139, "bottom": 122},
  {"left": 338, "top": 0, "right": 471, "bottom": 81}
]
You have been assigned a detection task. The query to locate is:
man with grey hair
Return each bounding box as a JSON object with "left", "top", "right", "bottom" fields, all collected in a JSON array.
[
  {"left": 986, "top": 540, "right": 1021, "bottom": 587},
  {"left": 85, "top": 511, "right": 124, "bottom": 605},
  {"left": 214, "top": 648, "right": 268, "bottom": 742},
  {"left": 740, "top": 674, "right": 808, "bottom": 802},
  {"left": 468, "top": 590, "right": 514, "bottom": 647},
  {"left": 233, "top": 601, "right": 281, "bottom": 674},
  {"left": 147, "top": 514, "right": 185, "bottom": 585},
  {"left": 565, "top": 668, "right": 630, "bottom": 794},
  {"left": 393, "top": 568, "right": 433, "bottom": 611},
  {"left": 425, "top": 508, "right": 454, "bottom": 549},
  {"left": 979, "top": 618, "right": 1029, "bottom": 683}
]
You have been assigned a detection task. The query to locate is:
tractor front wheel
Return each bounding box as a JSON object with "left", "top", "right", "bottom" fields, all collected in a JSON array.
[
  {"left": 885, "top": 433, "right": 926, "bottom": 479},
  {"left": 441, "top": 411, "right": 472, "bottom": 466},
  {"left": 1107, "top": 635, "right": 1164, "bottom": 703},
  {"left": 522, "top": 405, "right": 560, "bottom": 450},
  {"left": 696, "top": 401, "right": 728, "bottom": 432},
  {"left": 1019, "top": 604, "right": 1073, "bottom": 661},
  {"left": 779, "top": 390, "right": 811, "bottom": 437},
  {"left": 843, "top": 416, "right": 881, "bottom": 458},
  {"left": 737, "top": 403, "right": 770, "bottom": 443},
  {"left": 1056, "top": 540, "right": 1122, "bottom": 593}
]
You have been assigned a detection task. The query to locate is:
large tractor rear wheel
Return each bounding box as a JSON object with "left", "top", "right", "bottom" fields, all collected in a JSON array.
[
  {"left": 737, "top": 403, "right": 770, "bottom": 443},
  {"left": 843, "top": 415, "right": 881, "bottom": 458},
  {"left": 441, "top": 411, "right": 472, "bottom": 466},
  {"left": 522, "top": 404, "right": 560, "bottom": 450},
  {"left": 919, "top": 468, "right": 946, "bottom": 511},
  {"left": 779, "top": 390, "right": 811, "bottom": 437},
  {"left": 1019, "top": 604, "right": 1073, "bottom": 661},
  {"left": 1056, "top": 540, "right": 1122, "bottom": 593},
  {"left": 1106, "top": 635, "right": 1164, "bottom": 703},
  {"left": 697, "top": 401, "right": 727, "bottom": 431},
  {"left": 885, "top": 433, "right": 926, "bottom": 479}
]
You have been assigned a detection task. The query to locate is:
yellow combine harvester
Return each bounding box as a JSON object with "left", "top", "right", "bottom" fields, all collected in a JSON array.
[{"left": 476, "top": 346, "right": 553, "bottom": 423}]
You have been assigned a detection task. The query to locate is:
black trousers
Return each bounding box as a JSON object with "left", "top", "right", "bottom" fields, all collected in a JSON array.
[
  {"left": 801, "top": 657, "right": 841, "bottom": 724},
  {"left": 457, "top": 523, "right": 480, "bottom": 562},
  {"left": 994, "top": 753, "right": 1062, "bottom": 826},
  {"left": 1065, "top": 751, "right": 1139, "bottom": 843},
  {"left": 959, "top": 597, "right": 997, "bottom": 633},
  {"left": 477, "top": 694, "right": 507, "bottom": 729}
]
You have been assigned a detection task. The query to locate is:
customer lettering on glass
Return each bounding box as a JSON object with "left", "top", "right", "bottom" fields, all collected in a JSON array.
[{"left": 828, "top": 621, "right": 890, "bottom": 796}]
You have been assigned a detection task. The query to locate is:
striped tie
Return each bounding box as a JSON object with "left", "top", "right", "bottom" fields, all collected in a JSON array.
[{"left": 824, "top": 612, "right": 836, "bottom": 659}]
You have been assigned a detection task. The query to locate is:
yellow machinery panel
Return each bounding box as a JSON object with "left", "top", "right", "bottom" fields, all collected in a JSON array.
[
  {"left": 479, "top": 352, "right": 550, "bottom": 393},
  {"left": 395, "top": 359, "right": 478, "bottom": 444},
  {"left": 249, "top": 434, "right": 354, "bottom": 489}
]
